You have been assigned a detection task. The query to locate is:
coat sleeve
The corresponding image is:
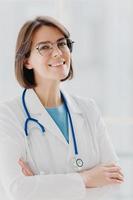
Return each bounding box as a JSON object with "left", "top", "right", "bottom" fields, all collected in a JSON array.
[
  {"left": 89, "top": 99, "right": 119, "bottom": 164},
  {"left": 0, "top": 104, "right": 86, "bottom": 200},
  {"left": 84, "top": 99, "right": 121, "bottom": 199}
]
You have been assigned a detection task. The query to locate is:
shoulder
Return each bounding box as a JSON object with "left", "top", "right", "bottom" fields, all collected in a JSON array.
[
  {"left": 63, "top": 90, "right": 101, "bottom": 121},
  {"left": 0, "top": 96, "right": 23, "bottom": 119},
  {"left": 63, "top": 90, "right": 95, "bottom": 106},
  {"left": 72, "top": 94, "right": 97, "bottom": 109},
  {"left": 67, "top": 92, "right": 99, "bottom": 111},
  {"left": 0, "top": 96, "right": 25, "bottom": 140}
]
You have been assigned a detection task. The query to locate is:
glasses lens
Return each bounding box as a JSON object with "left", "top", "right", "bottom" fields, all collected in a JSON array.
[
  {"left": 57, "top": 39, "right": 68, "bottom": 49},
  {"left": 36, "top": 38, "right": 74, "bottom": 56},
  {"left": 37, "top": 43, "right": 52, "bottom": 56}
]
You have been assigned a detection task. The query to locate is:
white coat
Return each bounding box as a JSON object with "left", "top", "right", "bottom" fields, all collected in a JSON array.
[{"left": 0, "top": 89, "right": 119, "bottom": 200}]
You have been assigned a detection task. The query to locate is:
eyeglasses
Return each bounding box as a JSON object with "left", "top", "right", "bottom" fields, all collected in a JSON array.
[{"left": 35, "top": 38, "right": 74, "bottom": 56}]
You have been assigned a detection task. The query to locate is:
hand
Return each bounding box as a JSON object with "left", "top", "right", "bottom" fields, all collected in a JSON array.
[
  {"left": 79, "top": 163, "right": 124, "bottom": 188},
  {"left": 18, "top": 158, "right": 34, "bottom": 176}
]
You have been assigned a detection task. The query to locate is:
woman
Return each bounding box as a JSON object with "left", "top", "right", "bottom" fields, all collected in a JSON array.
[{"left": 0, "top": 16, "right": 123, "bottom": 200}]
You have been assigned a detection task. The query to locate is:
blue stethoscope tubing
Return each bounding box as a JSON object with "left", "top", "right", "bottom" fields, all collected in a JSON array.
[
  {"left": 22, "top": 89, "right": 45, "bottom": 136},
  {"left": 22, "top": 89, "right": 83, "bottom": 169}
]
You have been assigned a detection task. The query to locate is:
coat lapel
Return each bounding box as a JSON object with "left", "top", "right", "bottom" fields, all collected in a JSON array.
[
  {"left": 24, "top": 89, "right": 85, "bottom": 148},
  {"left": 62, "top": 91, "right": 85, "bottom": 162}
]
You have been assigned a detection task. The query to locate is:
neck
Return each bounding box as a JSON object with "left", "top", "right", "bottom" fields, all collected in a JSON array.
[{"left": 34, "top": 80, "right": 62, "bottom": 108}]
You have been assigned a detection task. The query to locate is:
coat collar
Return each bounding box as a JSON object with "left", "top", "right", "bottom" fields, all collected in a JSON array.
[
  {"left": 23, "top": 89, "right": 84, "bottom": 145},
  {"left": 24, "top": 89, "right": 82, "bottom": 115}
]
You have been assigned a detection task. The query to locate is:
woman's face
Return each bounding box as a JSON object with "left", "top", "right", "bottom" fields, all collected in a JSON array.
[{"left": 25, "top": 25, "right": 71, "bottom": 84}]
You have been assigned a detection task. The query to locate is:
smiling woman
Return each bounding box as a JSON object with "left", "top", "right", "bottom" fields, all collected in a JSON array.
[
  {"left": 0, "top": 16, "right": 124, "bottom": 200},
  {"left": 15, "top": 16, "right": 74, "bottom": 89}
]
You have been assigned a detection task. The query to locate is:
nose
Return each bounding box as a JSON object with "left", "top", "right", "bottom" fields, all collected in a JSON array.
[{"left": 51, "top": 45, "right": 62, "bottom": 57}]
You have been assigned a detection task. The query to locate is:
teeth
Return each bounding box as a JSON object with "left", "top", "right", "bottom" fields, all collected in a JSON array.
[
  {"left": 48, "top": 61, "right": 65, "bottom": 67},
  {"left": 52, "top": 62, "right": 63, "bottom": 67}
]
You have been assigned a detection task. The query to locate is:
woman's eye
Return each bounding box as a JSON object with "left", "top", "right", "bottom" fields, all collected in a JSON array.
[
  {"left": 40, "top": 45, "right": 50, "bottom": 50},
  {"left": 58, "top": 42, "right": 67, "bottom": 47}
]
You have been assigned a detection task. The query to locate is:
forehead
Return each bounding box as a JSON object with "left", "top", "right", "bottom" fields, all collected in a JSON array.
[{"left": 32, "top": 25, "right": 65, "bottom": 45}]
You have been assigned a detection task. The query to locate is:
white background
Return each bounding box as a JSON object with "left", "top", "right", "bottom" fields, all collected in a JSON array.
[{"left": 0, "top": 0, "right": 133, "bottom": 199}]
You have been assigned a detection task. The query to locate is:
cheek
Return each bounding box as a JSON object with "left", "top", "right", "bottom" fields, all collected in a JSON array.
[
  {"left": 65, "top": 51, "right": 71, "bottom": 64},
  {"left": 29, "top": 54, "right": 48, "bottom": 69}
]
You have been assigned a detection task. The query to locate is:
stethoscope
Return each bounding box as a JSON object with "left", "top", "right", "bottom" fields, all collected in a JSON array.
[{"left": 22, "top": 89, "right": 84, "bottom": 172}]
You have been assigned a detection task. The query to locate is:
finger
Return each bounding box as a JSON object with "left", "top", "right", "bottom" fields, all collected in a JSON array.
[
  {"left": 22, "top": 165, "right": 34, "bottom": 176},
  {"left": 108, "top": 177, "right": 124, "bottom": 184},
  {"left": 18, "top": 160, "right": 29, "bottom": 172},
  {"left": 22, "top": 168, "right": 29, "bottom": 176},
  {"left": 103, "top": 163, "right": 118, "bottom": 168},
  {"left": 25, "top": 167, "right": 34, "bottom": 176},
  {"left": 18, "top": 159, "right": 30, "bottom": 172},
  {"left": 18, "top": 159, "right": 34, "bottom": 176},
  {"left": 22, "top": 168, "right": 33, "bottom": 176},
  {"left": 107, "top": 172, "right": 124, "bottom": 181},
  {"left": 104, "top": 164, "right": 124, "bottom": 175},
  {"left": 106, "top": 166, "right": 121, "bottom": 172},
  {"left": 106, "top": 167, "right": 124, "bottom": 177},
  {"left": 114, "top": 171, "right": 124, "bottom": 178},
  {"left": 18, "top": 159, "right": 27, "bottom": 168}
]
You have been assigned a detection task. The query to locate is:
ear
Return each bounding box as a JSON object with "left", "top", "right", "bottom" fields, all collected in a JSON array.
[{"left": 24, "top": 58, "right": 33, "bottom": 69}]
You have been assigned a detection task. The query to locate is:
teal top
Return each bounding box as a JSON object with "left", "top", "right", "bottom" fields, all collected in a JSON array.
[{"left": 46, "top": 103, "right": 69, "bottom": 143}]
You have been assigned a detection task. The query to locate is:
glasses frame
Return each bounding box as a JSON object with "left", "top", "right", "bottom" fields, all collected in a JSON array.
[{"left": 35, "top": 37, "right": 75, "bottom": 56}]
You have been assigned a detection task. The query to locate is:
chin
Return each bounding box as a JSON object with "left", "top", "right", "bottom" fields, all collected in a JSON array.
[{"left": 59, "top": 71, "right": 70, "bottom": 81}]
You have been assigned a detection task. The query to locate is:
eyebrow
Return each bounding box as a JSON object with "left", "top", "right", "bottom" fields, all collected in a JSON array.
[{"left": 35, "top": 37, "right": 66, "bottom": 47}]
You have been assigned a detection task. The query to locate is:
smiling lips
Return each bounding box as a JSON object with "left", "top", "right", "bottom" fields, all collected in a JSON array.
[{"left": 48, "top": 61, "right": 65, "bottom": 67}]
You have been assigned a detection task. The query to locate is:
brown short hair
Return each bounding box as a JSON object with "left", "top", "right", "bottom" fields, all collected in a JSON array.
[{"left": 15, "top": 16, "right": 74, "bottom": 88}]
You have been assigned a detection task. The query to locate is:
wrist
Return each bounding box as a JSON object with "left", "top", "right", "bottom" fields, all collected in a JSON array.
[{"left": 79, "top": 171, "right": 88, "bottom": 188}]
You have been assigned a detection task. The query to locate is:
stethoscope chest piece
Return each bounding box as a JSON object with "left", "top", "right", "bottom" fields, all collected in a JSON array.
[
  {"left": 22, "top": 89, "right": 84, "bottom": 172},
  {"left": 71, "top": 157, "right": 84, "bottom": 171}
]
